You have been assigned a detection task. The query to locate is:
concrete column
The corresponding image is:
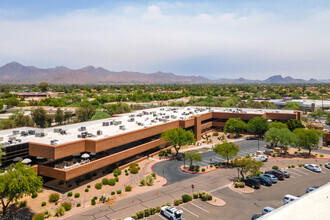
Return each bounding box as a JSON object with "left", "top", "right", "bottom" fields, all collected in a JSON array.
[{"left": 194, "top": 115, "right": 201, "bottom": 141}]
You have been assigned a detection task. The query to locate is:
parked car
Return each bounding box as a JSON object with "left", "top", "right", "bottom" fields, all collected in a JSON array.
[
  {"left": 161, "top": 206, "right": 183, "bottom": 220},
  {"left": 260, "top": 174, "right": 277, "bottom": 183},
  {"left": 306, "top": 186, "right": 320, "bottom": 193},
  {"left": 325, "top": 163, "right": 330, "bottom": 169},
  {"left": 253, "top": 155, "right": 268, "bottom": 162},
  {"left": 304, "top": 164, "right": 322, "bottom": 172},
  {"left": 242, "top": 178, "right": 261, "bottom": 189},
  {"left": 262, "top": 206, "right": 275, "bottom": 215},
  {"left": 253, "top": 176, "right": 272, "bottom": 186},
  {"left": 277, "top": 169, "right": 290, "bottom": 178},
  {"left": 283, "top": 194, "right": 298, "bottom": 204},
  {"left": 265, "top": 170, "right": 285, "bottom": 180},
  {"left": 251, "top": 214, "right": 263, "bottom": 219},
  {"left": 124, "top": 218, "right": 135, "bottom": 220}
]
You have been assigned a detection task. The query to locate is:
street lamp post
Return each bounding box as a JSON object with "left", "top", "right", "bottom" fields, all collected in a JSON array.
[{"left": 258, "top": 138, "right": 260, "bottom": 151}]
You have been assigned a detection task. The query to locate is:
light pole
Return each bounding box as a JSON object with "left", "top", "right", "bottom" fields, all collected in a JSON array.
[{"left": 258, "top": 138, "right": 260, "bottom": 151}]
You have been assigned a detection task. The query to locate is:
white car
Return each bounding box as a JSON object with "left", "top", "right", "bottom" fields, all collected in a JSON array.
[
  {"left": 283, "top": 194, "right": 298, "bottom": 204},
  {"left": 253, "top": 155, "right": 268, "bottom": 162},
  {"left": 262, "top": 206, "right": 275, "bottom": 215},
  {"left": 325, "top": 163, "right": 330, "bottom": 169},
  {"left": 161, "top": 206, "right": 183, "bottom": 220},
  {"left": 304, "top": 164, "right": 322, "bottom": 172},
  {"left": 124, "top": 218, "right": 135, "bottom": 220}
]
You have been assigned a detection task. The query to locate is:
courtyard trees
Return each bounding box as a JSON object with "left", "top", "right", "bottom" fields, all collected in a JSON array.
[
  {"left": 247, "top": 116, "right": 269, "bottom": 137},
  {"left": 265, "top": 128, "right": 297, "bottom": 154},
  {"left": 286, "top": 119, "right": 304, "bottom": 131},
  {"left": 31, "top": 107, "right": 47, "bottom": 128},
  {"left": 293, "top": 128, "right": 323, "bottom": 156},
  {"left": 224, "top": 118, "right": 246, "bottom": 138},
  {"left": 0, "top": 162, "right": 43, "bottom": 216},
  {"left": 232, "top": 157, "right": 264, "bottom": 179},
  {"left": 161, "top": 127, "right": 196, "bottom": 156},
  {"left": 213, "top": 141, "right": 240, "bottom": 166}
]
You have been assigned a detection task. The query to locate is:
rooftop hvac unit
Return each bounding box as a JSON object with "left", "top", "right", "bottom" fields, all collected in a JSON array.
[
  {"left": 97, "top": 130, "right": 103, "bottom": 135},
  {"left": 50, "top": 140, "right": 59, "bottom": 145},
  {"left": 13, "top": 130, "right": 20, "bottom": 135},
  {"left": 160, "top": 108, "right": 164, "bottom": 111},
  {"left": 28, "top": 130, "right": 35, "bottom": 135},
  {"left": 20, "top": 131, "right": 28, "bottom": 136},
  {"left": 128, "top": 118, "right": 135, "bottom": 122},
  {"left": 35, "top": 132, "right": 46, "bottom": 137},
  {"left": 119, "top": 125, "right": 126, "bottom": 130},
  {"left": 109, "top": 120, "right": 114, "bottom": 125},
  {"left": 171, "top": 115, "right": 177, "bottom": 119},
  {"left": 78, "top": 126, "right": 86, "bottom": 131},
  {"left": 103, "top": 122, "right": 110, "bottom": 126},
  {"left": 60, "top": 130, "right": 66, "bottom": 135},
  {"left": 117, "top": 121, "right": 122, "bottom": 125},
  {"left": 54, "top": 128, "right": 62, "bottom": 133}
]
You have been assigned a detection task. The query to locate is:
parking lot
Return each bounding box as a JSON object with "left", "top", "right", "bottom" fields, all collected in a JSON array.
[{"left": 148, "top": 165, "right": 330, "bottom": 220}]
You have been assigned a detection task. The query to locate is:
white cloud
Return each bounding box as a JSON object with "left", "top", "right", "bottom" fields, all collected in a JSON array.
[{"left": 0, "top": 2, "right": 330, "bottom": 79}]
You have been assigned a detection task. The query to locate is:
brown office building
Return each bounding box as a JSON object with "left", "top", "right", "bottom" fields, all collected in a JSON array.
[{"left": 0, "top": 107, "right": 301, "bottom": 182}]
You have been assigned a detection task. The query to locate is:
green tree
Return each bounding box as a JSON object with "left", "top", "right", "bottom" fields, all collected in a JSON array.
[
  {"left": 213, "top": 141, "right": 240, "bottom": 166},
  {"left": 328, "top": 112, "right": 330, "bottom": 123},
  {"left": 0, "top": 144, "right": 5, "bottom": 167},
  {"left": 286, "top": 119, "right": 304, "bottom": 131},
  {"left": 31, "top": 107, "right": 47, "bottom": 128},
  {"left": 294, "top": 128, "right": 323, "bottom": 156},
  {"left": 64, "top": 111, "right": 73, "bottom": 123},
  {"left": 284, "top": 102, "right": 300, "bottom": 110},
  {"left": 232, "top": 157, "right": 263, "bottom": 179},
  {"left": 247, "top": 116, "right": 269, "bottom": 137},
  {"left": 184, "top": 151, "right": 202, "bottom": 167},
  {"left": 224, "top": 118, "right": 247, "bottom": 137},
  {"left": 161, "top": 128, "right": 196, "bottom": 156},
  {"left": 251, "top": 102, "right": 263, "bottom": 109},
  {"left": 4, "top": 97, "right": 19, "bottom": 108},
  {"left": 269, "top": 121, "right": 288, "bottom": 129},
  {"left": 54, "top": 108, "right": 64, "bottom": 125},
  {"left": 309, "top": 110, "right": 326, "bottom": 119},
  {"left": 32, "top": 87, "right": 40, "bottom": 92},
  {"left": 10, "top": 111, "right": 33, "bottom": 127},
  {"left": 75, "top": 103, "right": 96, "bottom": 122},
  {"left": 265, "top": 128, "right": 297, "bottom": 154},
  {"left": 39, "top": 82, "right": 49, "bottom": 92},
  {"left": 0, "top": 162, "right": 43, "bottom": 216}
]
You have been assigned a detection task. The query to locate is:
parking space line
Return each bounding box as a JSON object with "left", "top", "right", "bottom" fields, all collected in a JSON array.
[
  {"left": 198, "top": 162, "right": 208, "bottom": 166},
  {"left": 203, "top": 160, "right": 211, "bottom": 164},
  {"left": 158, "top": 214, "right": 167, "bottom": 220},
  {"left": 190, "top": 202, "right": 210, "bottom": 213},
  {"left": 294, "top": 169, "right": 310, "bottom": 176},
  {"left": 209, "top": 183, "right": 231, "bottom": 193},
  {"left": 180, "top": 206, "right": 199, "bottom": 217},
  {"left": 288, "top": 170, "right": 302, "bottom": 176},
  {"left": 215, "top": 157, "right": 224, "bottom": 160}
]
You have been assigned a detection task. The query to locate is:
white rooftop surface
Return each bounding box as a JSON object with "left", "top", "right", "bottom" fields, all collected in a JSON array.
[
  {"left": 260, "top": 182, "right": 330, "bottom": 220},
  {"left": 0, "top": 106, "right": 295, "bottom": 146},
  {"left": 274, "top": 99, "right": 330, "bottom": 108}
]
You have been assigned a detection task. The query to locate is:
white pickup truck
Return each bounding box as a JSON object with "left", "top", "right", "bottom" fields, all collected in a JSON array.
[{"left": 253, "top": 155, "right": 268, "bottom": 162}]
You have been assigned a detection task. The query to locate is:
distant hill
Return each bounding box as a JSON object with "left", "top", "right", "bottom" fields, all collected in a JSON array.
[{"left": 0, "top": 62, "right": 328, "bottom": 84}]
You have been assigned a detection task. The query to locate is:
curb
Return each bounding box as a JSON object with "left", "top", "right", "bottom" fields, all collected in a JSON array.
[
  {"left": 268, "top": 157, "right": 330, "bottom": 160},
  {"left": 150, "top": 159, "right": 170, "bottom": 186},
  {"left": 179, "top": 165, "right": 227, "bottom": 174}
]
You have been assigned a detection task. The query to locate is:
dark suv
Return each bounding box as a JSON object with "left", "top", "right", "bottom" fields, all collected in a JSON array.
[
  {"left": 243, "top": 178, "right": 261, "bottom": 189},
  {"left": 253, "top": 176, "right": 272, "bottom": 186},
  {"left": 265, "top": 170, "right": 284, "bottom": 180}
]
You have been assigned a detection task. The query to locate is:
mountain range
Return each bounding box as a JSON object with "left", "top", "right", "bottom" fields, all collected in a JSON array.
[{"left": 0, "top": 62, "right": 328, "bottom": 84}]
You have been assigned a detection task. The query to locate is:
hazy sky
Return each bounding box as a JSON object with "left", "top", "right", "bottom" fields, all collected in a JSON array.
[{"left": 1, "top": 0, "right": 330, "bottom": 79}]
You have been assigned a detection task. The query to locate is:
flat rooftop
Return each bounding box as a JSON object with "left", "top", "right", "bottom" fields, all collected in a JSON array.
[{"left": 0, "top": 106, "right": 295, "bottom": 146}]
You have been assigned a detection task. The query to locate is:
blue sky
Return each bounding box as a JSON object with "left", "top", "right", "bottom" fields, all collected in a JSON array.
[{"left": 1, "top": 0, "right": 330, "bottom": 79}]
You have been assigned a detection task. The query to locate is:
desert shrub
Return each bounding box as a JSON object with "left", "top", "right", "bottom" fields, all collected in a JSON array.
[
  {"left": 146, "top": 175, "right": 154, "bottom": 186},
  {"left": 115, "top": 176, "right": 119, "bottom": 182},
  {"left": 288, "top": 165, "right": 291, "bottom": 168},
  {"left": 156, "top": 206, "right": 161, "bottom": 213},
  {"left": 108, "top": 178, "right": 116, "bottom": 186},
  {"left": 84, "top": 173, "right": 92, "bottom": 180},
  {"left": 320, "top": 164, "right": 323, "bottom": 166},
  {"left": 117, "top": 190, "right": 122, "bottom": 194},
  {"left": 136, "top": 211, "right": 144, "bottom": 219},
  {"left": 174, "top": 199, "right": 180, "bottom": 206},
  {"left": 95, "top": 183, "right": 103, "bottom": 189},
  {"left": 189, "top": 165, "right": 200, "bottom": 172},
  {"left": 193, "top": 193, "right": 198, "bottom": 199},
  {"left": 37, "top": 188, "right": 43, "bottom": 193},
  {"left": 320, "top": 154, "right": 324, "bottom": 157},
  {"left": 111, "top": 191, "right": 115, "bottom": 195},
  {"left": 151, "top": 172, "right": 157, "bottom": 178},
  {"left": 31, "top": 191, "right": 38, "bottom": 198},
  {"left": 67, "top": 192, "right": 72, "bottom": 197},
  {"left": 102, "top": 178, "right": 109, "bottom": 185},
  {"left": 150, "top": 207, "right": 156, "bottom": 215},
  {"left": 125, "top": 172, "right": 129, "bottom": 176},
  {"left": 159, "top": 150, "right": 165, "bottom": 157},
  {"left": 19, "top": 200, "right": 27, "bottom": 208},
  {"left": 91, "top": 199, "right": 96, "bottom": 205},
  {"left": 125, "top": 185, "right": 132, "bottom": 192},
  {"left": 130, "top": 167, "right": 139, "bottom": 174},
  {"left": 298, "top": 164, "right": 303, "bottom": 167},
  {"left": 213, "top": 131, "right": 219, "bottom": 136},
  {"left": 215, "top": 165, "right": 219, "bottom": 168},
  {"left": 144, "top": 209, "right": 150, "bottom": 217},
  {"left": 93, "top": 196, "right": 97, "bottom": 200},
  {"left": 140, "top": 179, "right": 146, "bottom": 186},
  {"left": 85, "top": 188, "right": 89, "bottom": 192},
  {"left": 272, "top": 165, "right": 279, "bottom": 170},
  {"left": 291, "top": 165, "right": 295, "bottom": 168},
  {"left": 202, "top": 168, "right": 206, "bottom": 172},
  {"left": 131, "top": 215, "right": 138, "bottom": 220},
  {"left": 55, "top": 207, "right": 65, "bottom": 217},
  {"left": 43, "top": 210, "right": 52, "bottom": 218},
  {"left": 41, "top": 201, "right": 46, "bottom": 207},
  {"left": 114, "top": 168, "right": 122, "bottom": 176},
  {"left": 74, "top": 193, "right": 80, "bottom": 198},
  {"left": 87, "top": 185, "right": 91, "bottom": 188},
  {"left": 210, "top": 164, "right": 213, "bottom": 168},
  {"left": 32, "top": 213, "right": 45, "bottom": 220},
  {"left": 77, "top": 203, "right": 81, "bottom": 207},
  {"left": 234, "top": 182, "right": 245, "bottom": 188},
  {"left": 201, "top": 193, "right": 212, "bottom": 201},
  {"left": 61, "top": 202, "right": 72, "bottom": 211},
  {"left": 182, "top": 194, "right": 192, "bottom": 203},
  {"left": 55, "top": 202, "right": 58, "bottom": 205},
  {"left": 49, "top": 193, "right": 60, "bottom": 203}
]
